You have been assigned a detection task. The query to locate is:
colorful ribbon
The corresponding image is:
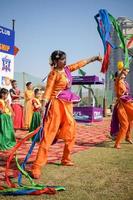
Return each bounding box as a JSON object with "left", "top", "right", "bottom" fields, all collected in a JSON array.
[
  {"left": 0, "top": 103, "right": 65, "bottom": 195},
  {"left": 95, "top": 9, "right": 133, "bottom": 73}
]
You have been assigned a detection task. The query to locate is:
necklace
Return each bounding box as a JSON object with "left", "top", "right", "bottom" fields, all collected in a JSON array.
[{"left": 56, "top": 69, "right": 65, "bottom": 73}]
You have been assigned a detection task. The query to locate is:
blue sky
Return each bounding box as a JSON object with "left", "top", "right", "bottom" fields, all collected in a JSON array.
[{"left": 0, "top": 0, "right": 133, "bottom": 79}]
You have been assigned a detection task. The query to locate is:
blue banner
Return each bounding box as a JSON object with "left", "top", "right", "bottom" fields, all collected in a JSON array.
[{"left": 0, "top": 25, "right": 15, "bottom": 55}]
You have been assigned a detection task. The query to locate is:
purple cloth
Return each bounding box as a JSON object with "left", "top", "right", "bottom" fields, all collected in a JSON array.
[
  {"left": 120, "top": 95, "right": 133, "bottom": 102},
  {"left": 64, "top": 66, "right": 73, "bottom": 87},
  {"left": 57, "top": 89, "right": 80, "bottom": 103},
  {"left": 110, "top": 104, "right": 119, "bottom": 137},
  {"left": 110, "top": 80, "right": 133, "bottom": 137},
  {"left": 57, "top": 66, "right": 80, "bottom": 103}
]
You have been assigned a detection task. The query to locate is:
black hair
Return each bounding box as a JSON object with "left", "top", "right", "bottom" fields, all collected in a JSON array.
[
  {"left": 34, "top": 88, "right": 40, "bottom": 95},
  {"left": 26, "top": 82, "right": 32, "bottom": 87},
  {"left": 0, "top": 88, "right": 9, "bottom": 98},
  {"left": 11, "top": 80, "right": 17, "bottom": 84},
  {"left": 114, "top": 72, "right": 118, "bottom": 78},
  {"left": 114, "top": 71, "right": 118, "bottom": 81},
  {"left": 50, "top": 50, "right": 66, "bottom": 66}
]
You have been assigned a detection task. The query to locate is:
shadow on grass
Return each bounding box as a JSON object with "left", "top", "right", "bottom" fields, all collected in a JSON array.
[
  {"left": 75, "top": 138, "right": 113, "bottom": 148},
  {"left": 95, "top": 140, "right": 113, "bottom": 148},
  {"left": 75, "top": 141, "right": 96, "bottom": 147},
  {"left": 48, "top": 162, "right": 62, "bottom": 166}
]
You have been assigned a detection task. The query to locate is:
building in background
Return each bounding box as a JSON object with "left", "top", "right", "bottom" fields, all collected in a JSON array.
[{"left": 105, "top": 17, "right": 133, "bottom": 106}]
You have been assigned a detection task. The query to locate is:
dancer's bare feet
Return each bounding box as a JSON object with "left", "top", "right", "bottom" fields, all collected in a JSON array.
[
  {"left": 114, "top": 144, "right": 121, "bottom": 149},
  {"left": 61, "top": 161, "right": 74, "bottom": 166},
  {"left": 125, "top": 139, "right": 133, "bottom": 144}
]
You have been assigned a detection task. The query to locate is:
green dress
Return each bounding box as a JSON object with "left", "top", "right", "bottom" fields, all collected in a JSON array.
[
  {"left": 29, "top": 112, "right": 41, "bottom": 142},
  {"left": 29, "top": 112, "right": 41, "bottom": 132},
  {"left": 29, "top": 98, "right": 42, "bottom": 142},
  {"left": 0, "top": 113, "right": 16, "bottom": 150}
]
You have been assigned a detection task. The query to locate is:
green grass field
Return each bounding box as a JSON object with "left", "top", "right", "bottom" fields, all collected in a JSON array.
[{"left": 0, "top": 139, "right": 133, "bottom": 200}]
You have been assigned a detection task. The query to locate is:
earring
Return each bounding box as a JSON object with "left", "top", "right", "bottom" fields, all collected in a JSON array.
[{"left": 54, "top": 63, "right": 57, "bottom": 68}]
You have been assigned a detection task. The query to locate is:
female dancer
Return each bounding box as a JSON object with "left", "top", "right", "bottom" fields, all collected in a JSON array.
[
  {"left": 113, "top": 67, "right": 133, "bottom": 148},
  {"left": 31, "top": 50, "right": 102, "bottom": 178}
]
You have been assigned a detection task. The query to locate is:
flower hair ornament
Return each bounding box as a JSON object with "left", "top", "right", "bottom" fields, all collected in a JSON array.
[
  {"left": 55, "top": 50, "right": 60, "bottom": 59},
  {"left": 117, "top": 61, "right": 124, "bottom": 73}
]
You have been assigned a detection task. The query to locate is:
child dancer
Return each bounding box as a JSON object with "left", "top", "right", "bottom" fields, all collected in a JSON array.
[
  {"left": 29, "top": 88, "right": 42, "bottom": 141},
  {"left": 10, "top": 80, "right": 24, "bottom": 130},
  {"left": 24, "top": 82, "right": 34, "bottom": 129},
  {"left": 0, "top": 88, "right": 16, "bottom": 150}
]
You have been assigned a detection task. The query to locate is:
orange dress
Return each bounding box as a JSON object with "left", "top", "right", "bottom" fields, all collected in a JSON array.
[
  {"left": 114, "top": 78, "right": 133, "bottom": 147},
  {"left": 24, "top": 89, "right": 34, "bottom": 129},
  {"left": 32, "top": 60, "right": 88, "bottom": 176}
]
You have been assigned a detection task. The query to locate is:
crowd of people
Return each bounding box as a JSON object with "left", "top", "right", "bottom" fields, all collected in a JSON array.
[{"left": 0, "top": 80, "right": 42, "bottom": 150}]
